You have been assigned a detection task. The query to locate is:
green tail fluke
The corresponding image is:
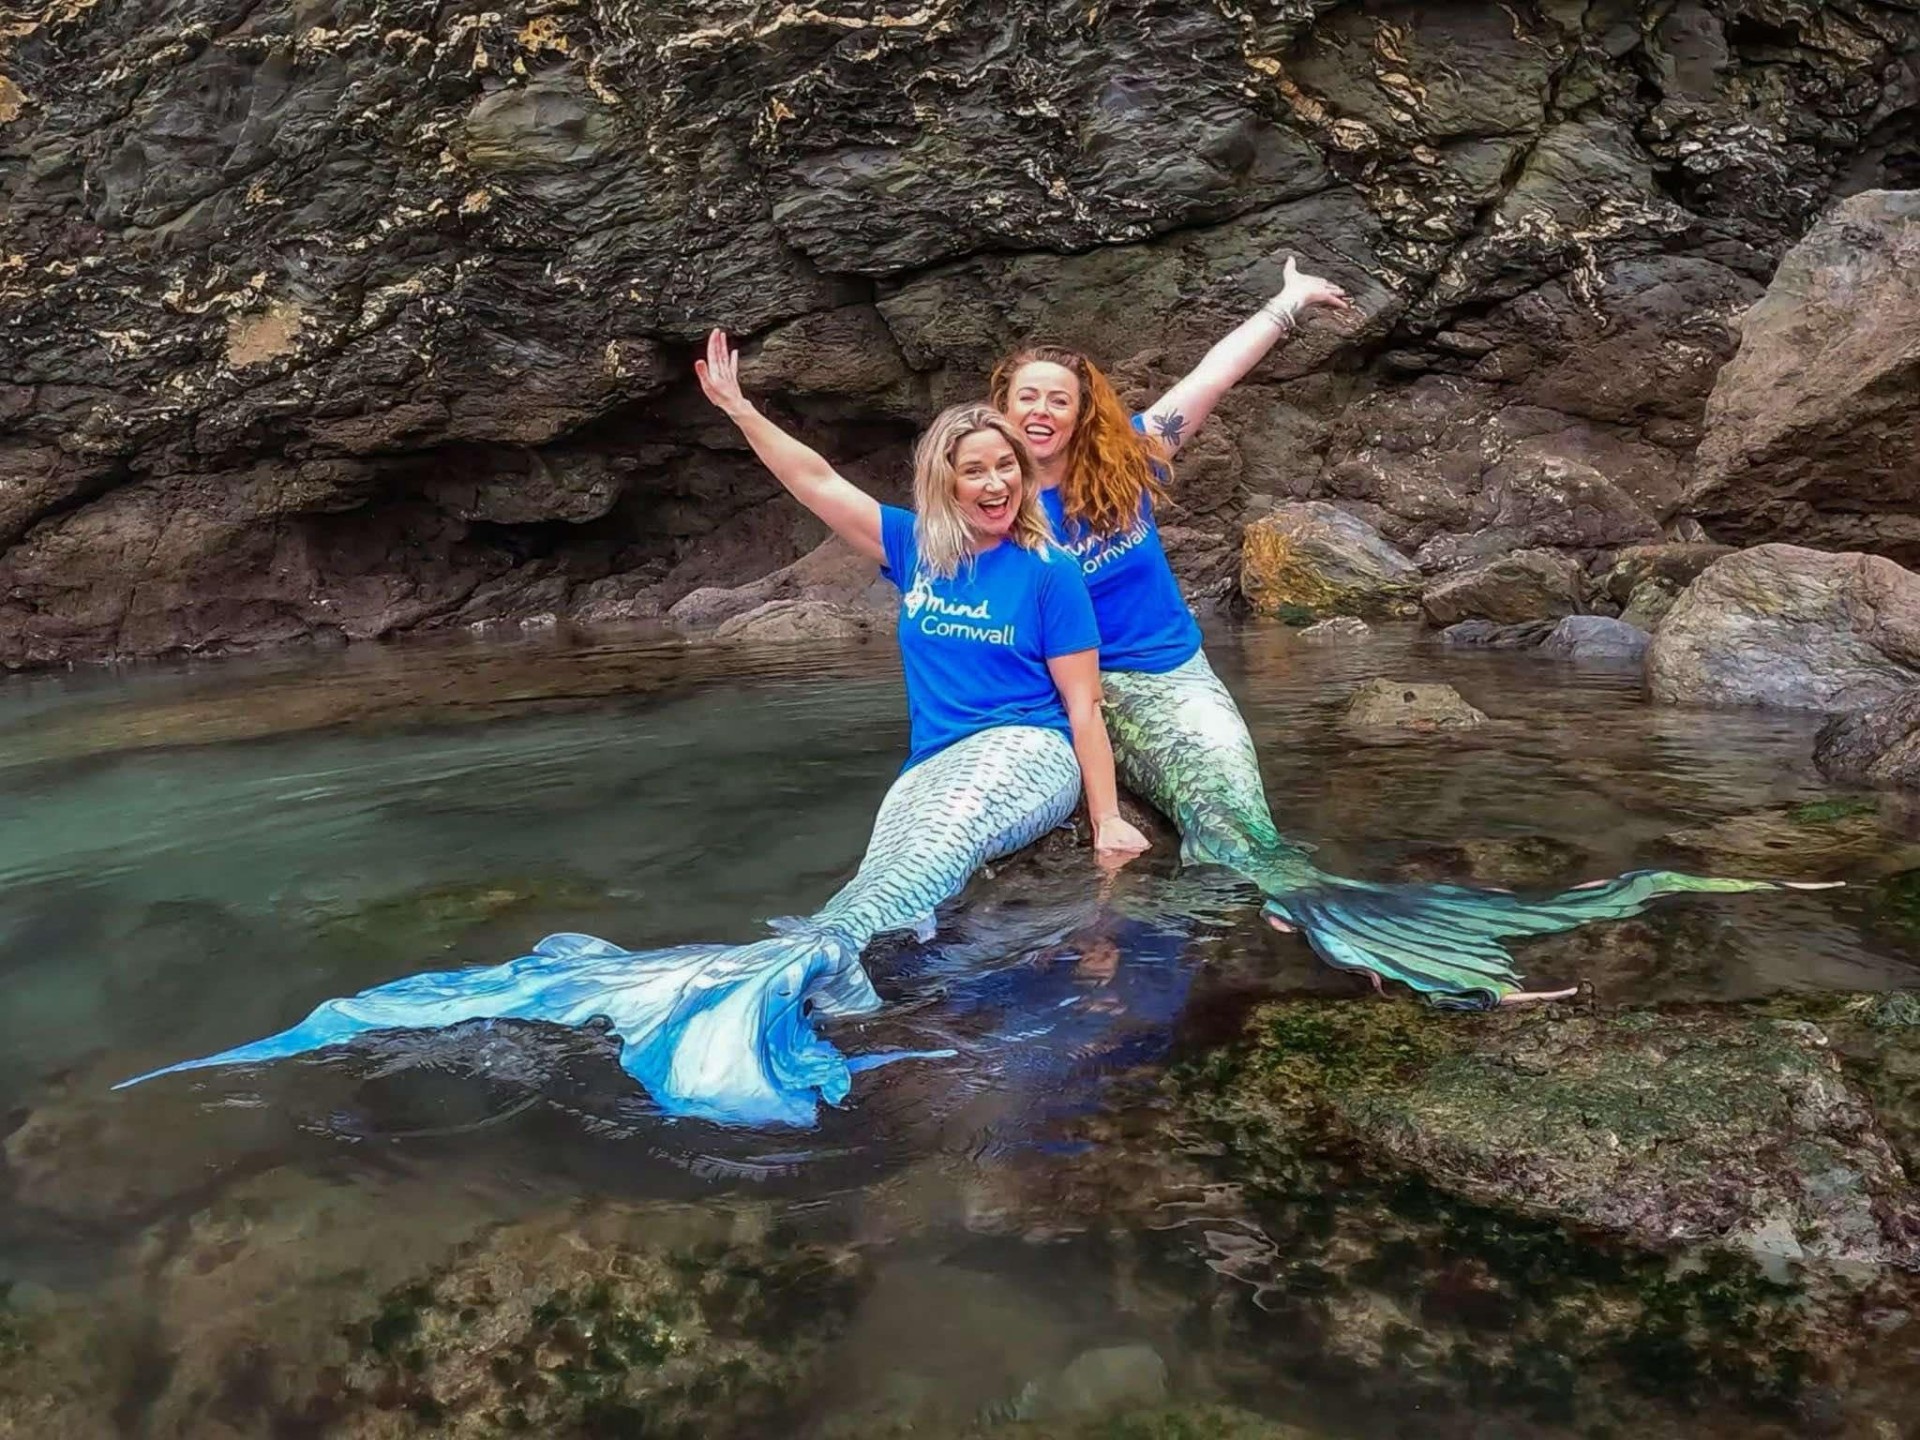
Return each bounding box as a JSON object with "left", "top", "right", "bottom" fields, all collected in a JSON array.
[{"left": 1261, "top": 871, "right": 1796, "bottom": 1009}]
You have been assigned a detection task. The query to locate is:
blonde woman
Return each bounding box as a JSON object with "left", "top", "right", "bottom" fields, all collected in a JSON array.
[{"left": 121, "top": 331, "right": 1149, "bottom": 1130}]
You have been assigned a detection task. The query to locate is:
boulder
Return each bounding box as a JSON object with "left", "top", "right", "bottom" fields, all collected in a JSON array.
[
  {"left": 1813, "top": 689, "right": 1920, "bottom": 790},
  {"left": 1239, "top": 503, "right": 1420, "bottom": 622},
  {"left": 1686, "top": 190, "right": 1920, "bottom": 564},
  {"left": 714, "top": 599, "right": 875, "bottom": 643},
  {"left": 1419, "top": 548, "right": 1583, "bottom": 626},
  {"left": 1647, "top": 545, "right": 1920, "bottom": 710},
  {"left": 1539, "top": 614, "right": 1650, "bottom": 663},
  {"left": 670, "top": 536, "right": 893, "bottom": 632},
  {"left": 1342, "top": 679, "right": 1488, "bottom": 733}
]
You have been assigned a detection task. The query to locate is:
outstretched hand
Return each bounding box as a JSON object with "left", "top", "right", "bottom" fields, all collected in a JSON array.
[
  {"left": 693, "top": 328, "right": 752, "bottom": 417},
  {"left": 1279, "top": 256, "right": 1352, "bottom": 314}
]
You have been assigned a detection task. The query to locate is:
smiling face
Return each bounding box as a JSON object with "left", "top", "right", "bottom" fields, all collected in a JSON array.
[
  {"left": 1002, "top": 360, "right": 1082, "bottom": 467},
  {"left": 950, "top": 427, "right": 1024, "bottom": 542}
]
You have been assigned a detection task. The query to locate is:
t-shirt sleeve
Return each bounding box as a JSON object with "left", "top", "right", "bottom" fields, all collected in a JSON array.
[
  {"left": 1037, "top": 549, "right": 1102, "bottom": 659},
  {"left": 878, "top": 504, "right": 916, "bottom": 589}
]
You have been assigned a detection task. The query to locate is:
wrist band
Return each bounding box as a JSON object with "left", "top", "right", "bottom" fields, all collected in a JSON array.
[{"left": 1260, "top": 297, "right": 1298, "bottom": 333}]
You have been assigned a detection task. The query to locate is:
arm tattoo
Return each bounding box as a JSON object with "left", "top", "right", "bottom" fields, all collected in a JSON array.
[{"left": 1152, "top": 410, "right": 1187, "bottom": 448}]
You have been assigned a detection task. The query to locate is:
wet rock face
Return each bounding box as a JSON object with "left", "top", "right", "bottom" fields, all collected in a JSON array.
[
  {"left": 1813, "top": 688, "right": 1920, "bottom": 789},
  {"left": 2, "top": 0, "right": 1916, "bottom": 668},
  {"left": 1686, "top": 190, "right": 1920, "bottom": 564},
  {"left": 1647, "top": 545, "right": 1920, "bottom": 710}
]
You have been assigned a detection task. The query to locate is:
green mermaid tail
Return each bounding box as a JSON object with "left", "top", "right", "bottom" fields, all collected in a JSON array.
[{"left": 1100, "top": 652, "right": 1820, "bottom": 1008}]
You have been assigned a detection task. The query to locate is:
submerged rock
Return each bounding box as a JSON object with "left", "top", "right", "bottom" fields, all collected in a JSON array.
[
  {"left": 332, "top": 1206, "right": 863, "bottom": 1436},
  {"left": 1686, "top": 191, "right": 1920, "bottom": 565},
  {"left": 1238, "top": 503, "right": 1420, "bottom": 623},
  {"left": 1647, "top": 545, "right": 1920, "bottom": 710},
  {"left": 1539, "top": 614, "right": 1650, "bottom": 663},
  {"left": 1420, "top": 550, "right": 1583, "bottom": 627},
  {"left": 1813, "top": 689, "right": 1920, "bottom": 790},
  {"left": 1298, "top": 616, "right": 1371, "bottom": 643},
  {"left": 1195, "top": 1000, "right": 1919, "bottom": 1266},
  {"left": 1342, "top": 679, "right": 1489, "bottom": 734},
  {"left": 1438, "top": 618, "right": 1559, "bottom": 649},
  {"left": 1662, "top": 798, "right": 1920, "bottom": 880}
]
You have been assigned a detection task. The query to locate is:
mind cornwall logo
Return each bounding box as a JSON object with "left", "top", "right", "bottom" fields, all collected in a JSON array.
[{"left": 904, "top": 568, "right": 1014, "bottom": 645}]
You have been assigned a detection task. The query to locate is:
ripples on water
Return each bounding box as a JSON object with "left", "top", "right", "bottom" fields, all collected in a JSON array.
[{"left": 0, "top": 625, "right": 1912, "bottom": 1437}]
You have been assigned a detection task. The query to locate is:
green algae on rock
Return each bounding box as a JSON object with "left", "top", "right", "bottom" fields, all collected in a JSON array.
[
  {"left": 1194, "top": 1000, "right": 1917, "bottom": 1266},
  {"left": 327, "top": 1204, "right": 866, "bottom": 1437},
  {"left": 1159, "top": 997, "right": 1920, "bottom": 1433}
]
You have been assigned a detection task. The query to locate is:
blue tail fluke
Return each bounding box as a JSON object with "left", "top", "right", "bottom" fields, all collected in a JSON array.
[
  {"left": 1265, "top": 869, "right": 1791, "bottom": 1009},
  {"left": 115, "top": 927, "right": 907, "bottom": 1127}
]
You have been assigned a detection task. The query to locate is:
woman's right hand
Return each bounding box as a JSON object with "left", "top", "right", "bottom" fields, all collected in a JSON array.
[
  {"left": 693, "top": 328, "right": 753, "bottom": 418},
  {"left": 1092, "top": 812, "right": 1152, "bottom": 869}
]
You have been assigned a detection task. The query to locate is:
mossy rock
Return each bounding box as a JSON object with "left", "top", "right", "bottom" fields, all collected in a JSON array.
[
  {"left": 1166, "top": 1003, "right": 1920, "bottom": 1432},
  {"left": 329, "top": 1204, "right": 866, "bottom": 1437},
  {"left": 1663, "top": 803, "right": 1920, "bottom": 879},
  {"left": 1189, "top": 999, "right": 1916, "bottom": 1267}
]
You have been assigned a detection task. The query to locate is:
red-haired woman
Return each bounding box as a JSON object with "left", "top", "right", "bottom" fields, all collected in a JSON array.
[{"left": 990, "top": 262, "right": 1791, "bottom": 1007}]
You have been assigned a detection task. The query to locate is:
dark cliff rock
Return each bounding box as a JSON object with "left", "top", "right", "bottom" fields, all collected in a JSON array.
[{"left": 2, "top": 0, "right": 1916, "bottom": 667}]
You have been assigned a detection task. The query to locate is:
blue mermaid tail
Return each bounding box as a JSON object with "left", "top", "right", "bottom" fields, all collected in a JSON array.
[{"left": 118, "top": 725, "right": 1085, "bottom": 1126}]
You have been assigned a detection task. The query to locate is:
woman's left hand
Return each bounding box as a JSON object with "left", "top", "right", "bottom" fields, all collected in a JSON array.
[
  {"left": 1092, "top": 813, "right": 1152, "bottom": 868},
  {"left": 1279, "top": 256, "right": 1352, "bottom": 313}
]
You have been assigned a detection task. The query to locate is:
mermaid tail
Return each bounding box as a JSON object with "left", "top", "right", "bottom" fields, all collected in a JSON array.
[
  {"left": 114, "top": 930, "right": 887, "bottom": 1126},
  {"left": 1100, "top": 652, "right": 1820, "bottom": 1007},
  {"left": 118, "top": 726, "right": 1084, "bottom": 1125},
  {"left": 1259, "top": 871, "right": 1791, "bottom": 1010}
]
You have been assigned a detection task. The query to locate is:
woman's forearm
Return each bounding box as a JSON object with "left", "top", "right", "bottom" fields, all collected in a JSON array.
[
  {"left": 1140, "top": 295, "right": 1301, "bottom": 451},
  {"left": 725, "top": 401, "right": 846, "bottom": 510},
  {"left": 1067, "top": 699, "right": 1125, "bottom": 824}
]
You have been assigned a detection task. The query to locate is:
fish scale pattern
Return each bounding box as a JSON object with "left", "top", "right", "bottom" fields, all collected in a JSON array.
[
  {"left": 813, "top": 725, "right": 1084, "bottom": 942},
  {"left": 1101, "top": 650, "right": 1788, "bottom": 1007},
  {"left": 118, "top": 725, "right": 1084, "bottom": 1125}
]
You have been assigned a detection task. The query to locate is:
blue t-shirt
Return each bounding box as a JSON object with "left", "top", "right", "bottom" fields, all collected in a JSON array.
[
  {"left": 880, "top": 505, "right": 1100, "bottom": 770},
  {"left": 1038, "top": 412, "right": 1202, "bottom": 674}
]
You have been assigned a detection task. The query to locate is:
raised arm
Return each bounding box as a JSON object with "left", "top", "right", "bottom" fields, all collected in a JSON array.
[
  {"left": 1137, "top": 257, "right": 1352, "bottom": 455},
  {"left": 694, "top": 328, "right": 884, "bottom": 562},
  {"left": 1048, "top": 649, "right": 1151, "bottom": 866}
]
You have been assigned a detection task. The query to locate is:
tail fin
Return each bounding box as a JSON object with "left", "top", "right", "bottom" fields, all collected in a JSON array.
[
  {"left": 1262, "top": 870, "right": 1833, "bottom": 1010},
  {"left": 116, "top": 927, "right": 926, "bottom": 1127}
]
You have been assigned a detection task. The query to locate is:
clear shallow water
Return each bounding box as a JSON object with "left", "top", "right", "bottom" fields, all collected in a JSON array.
[{"left": 0, "top": 625, "right": 1914, "bottom": 1438}]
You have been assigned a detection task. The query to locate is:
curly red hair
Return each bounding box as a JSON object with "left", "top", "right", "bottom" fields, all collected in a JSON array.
[{"left": 989, "top": 345, "right": 1168, "bottom": 539}]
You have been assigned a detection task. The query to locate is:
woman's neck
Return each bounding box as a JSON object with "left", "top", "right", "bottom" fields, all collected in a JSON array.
[{"left": 1034, "top": 454, "right": 1068, "bottom": 492}]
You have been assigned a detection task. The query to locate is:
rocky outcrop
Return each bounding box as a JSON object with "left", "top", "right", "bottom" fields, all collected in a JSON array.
[
  {"left": 1600, "top": 542, "right": 1738, "bottom": 632},
  {"left": 1814, "top": 689, "right": 1920, "bottom": 790},
  {"left": 1686, "top": 190, "right": 1920, "bottom": 564},
  {"left": 1647, "top": 545, "right": 1920, "bottom": 710},
  {"left": 1420, "top": 549, "right": 1584, "bottom": 626},
  {"left": 1238, "top": 502, "right": 1418, "bottom": 621},
  {"left": 1, "top": 1, "right": 1915, "bottom": 667}
]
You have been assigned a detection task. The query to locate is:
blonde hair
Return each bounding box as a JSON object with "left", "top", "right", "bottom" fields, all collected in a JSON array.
[
  {"left": 989, "top": 345, "right": 1169, "bottom": 539},
  {"left": 910, "top": 404, "right": 1057, "bottom": 578}
]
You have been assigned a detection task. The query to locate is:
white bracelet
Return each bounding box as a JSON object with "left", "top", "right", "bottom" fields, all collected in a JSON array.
[{"left": 1260, "top": 296, "right": 1299, "bottom": 333}]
